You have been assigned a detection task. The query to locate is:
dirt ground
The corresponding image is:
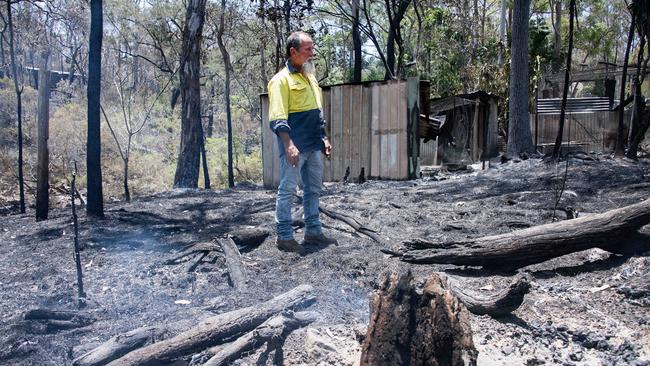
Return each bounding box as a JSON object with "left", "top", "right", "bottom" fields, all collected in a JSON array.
[{"left": 0, "top": 155, "right": 649, "bottom": 365}]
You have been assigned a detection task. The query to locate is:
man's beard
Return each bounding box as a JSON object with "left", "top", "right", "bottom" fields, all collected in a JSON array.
[{"left": 301, "top": 60, "right": 316, "bottom": 75}]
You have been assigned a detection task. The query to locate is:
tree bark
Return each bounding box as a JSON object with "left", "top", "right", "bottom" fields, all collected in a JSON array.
[
  {"left": 401, "top": 199, "right": 650, "bottom": 270},
  {"left": 6, "top": 0, "right": 24, "bottom": 213},
  {"left": 107, "top": 284, "right": 315, "bottom": 366},
  {"left": 87, "top": 0, "right": 104, "bottom": 217},
  {"left": 507, "top": 0, "right": 535, "bottom": 157},
  {"left": 36, "top": 50, "right": 50, "bottom": 221},
  {"left": 551, "top": 0, "right": 575, "bottom": 161},
  {"left": 360, "top": 271, "right": 477, "bottom": 366},
  {"left": 174, "top": 0, "right": 207, "bottom": 188}
]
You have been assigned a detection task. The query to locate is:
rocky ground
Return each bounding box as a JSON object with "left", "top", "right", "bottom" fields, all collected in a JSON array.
[{"left": 0, "top": 155, "right": 649, "bottom": 365}]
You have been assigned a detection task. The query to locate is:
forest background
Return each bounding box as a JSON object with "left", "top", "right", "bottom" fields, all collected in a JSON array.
[{"left": 0, "top": 0, "right": 634, "bottom": 211}]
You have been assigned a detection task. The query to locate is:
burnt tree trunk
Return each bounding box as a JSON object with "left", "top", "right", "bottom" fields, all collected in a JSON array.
[
  {"left": 507, "top": 0, "right": 535, "bottom": 157},
  {"left": 87, "top": 0, "right": 104, "bottom": 217},
  {"left": 351, "top": 0, "right": 362, "bottom": 82},
  {"left": 626, "top": 0, "right": 650, "bottom": 159},
  {"left": 616, "top": 9, "right": 635, "bottom": 157},
  {"left": 401, "top": 199, "right": 650, "bottom": 270},
  {"left": 36, "top": 50, "right": 50, "bottom": 220},
  {"left": 551, "top": 0, "right": 575, "bottom": 161},
  {"left": 217, "top": 0, "right": 234, "bottom": 188},
  {"left": 383, "top": 0, "right": 411, "bottom": 80},
  {"left": 174, "top": 0, "right": 207, "bottom": 188},
  {"left": 360, "top": 271, "right": 477, "bottom": 366},
  {"left": 6, "top": 0, "right": 24, "bottom": 213}
]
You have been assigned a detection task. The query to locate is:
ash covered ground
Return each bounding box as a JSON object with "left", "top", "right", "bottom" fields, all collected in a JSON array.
[{"left": 1, "top": 156, "right": 649, "bottom": 365}]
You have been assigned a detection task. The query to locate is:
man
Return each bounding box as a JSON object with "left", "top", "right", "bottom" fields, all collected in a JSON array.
[{"left": 268, "top": 31, "right": 337, "bottom": 254}]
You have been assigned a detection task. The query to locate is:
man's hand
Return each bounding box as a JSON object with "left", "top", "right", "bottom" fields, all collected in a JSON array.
[
  {"left": 285, "top": 144, "right": 300, "bottom": 167},
  {"left": 323, "top": 137, "right": 332, "bottom": 158}
]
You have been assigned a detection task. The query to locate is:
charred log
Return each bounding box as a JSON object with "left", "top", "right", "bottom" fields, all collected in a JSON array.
[
  {"left": 202, "top": 311, "right": 317, "bottom": 366},
  {"left": 445, "top": 274, "right": 531, "bottom": 317},
  {"left": 23, "top": 309, "right": 94, "bottom": 333},
  {"left": 401, "top": 199, "right": 650, "bottom": 270},
  {"left": 72, "top": 326, "right": 164, "bottom": 366},
  {"left": 107, "top": 284, "right": 315, "bottom": 366},
  {"left": 219, "top": 237, "right": 246, "bottom": 290},
  {"left": 360, "top": 271, "right": 477, "bottom": 366}
]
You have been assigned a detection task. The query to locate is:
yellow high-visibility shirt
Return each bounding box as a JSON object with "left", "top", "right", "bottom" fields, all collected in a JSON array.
[{"left": 268, "top": 62, "right": 325, "bottom": 155}]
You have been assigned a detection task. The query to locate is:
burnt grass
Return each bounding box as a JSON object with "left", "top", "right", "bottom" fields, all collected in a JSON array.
[{"left": 1, "top": 155, "right": 649, "bottom": 365}]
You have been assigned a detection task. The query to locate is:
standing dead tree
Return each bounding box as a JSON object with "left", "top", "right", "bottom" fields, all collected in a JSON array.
[
  {"left": 6, "top": 0, "right": 25, "bottom": 213},
  {"left": 616, "top": 5, "right": 635, "bottom": 157},
  {"left": 87, "top": 0, "right": 104, "bottom": 218},
  {"left": 626, "top": 0, "right": 650, "bottom": 159},
  {"left": 36, "top": 49, "right": 51, "bottom": 220},
  {"left": 551, "top": 0, "right": 575, "bottom": 161},
  {"left": 174, "top": 0, "right": 208, "bottom": 188}
]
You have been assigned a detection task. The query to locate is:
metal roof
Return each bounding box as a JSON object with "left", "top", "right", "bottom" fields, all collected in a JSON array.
[{"left": 536, "top": 97, "right": 612, "bottom": 114}]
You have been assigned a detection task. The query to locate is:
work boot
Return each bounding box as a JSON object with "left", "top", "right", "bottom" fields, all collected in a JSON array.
[
  {"left": 304, "top": 233, "right": 338, "bottom": 246},
  {"left": 276, "top": 238, "right": 306, "bottom": 255}
]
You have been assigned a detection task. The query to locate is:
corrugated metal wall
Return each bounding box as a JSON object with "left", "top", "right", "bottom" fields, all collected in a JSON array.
[
  {"left": 420, "top": 139, "right": 438, "bottom": 165},
  {"left": 261, "top": 80, "right": 412, "bottom": 189},
  {"left": 530, "top": 111, "right": 625, "bottom": 152}
]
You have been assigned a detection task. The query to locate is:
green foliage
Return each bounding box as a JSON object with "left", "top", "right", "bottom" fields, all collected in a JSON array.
[{"left": 205, "top": 136, "right": 262, "bottom": 188}]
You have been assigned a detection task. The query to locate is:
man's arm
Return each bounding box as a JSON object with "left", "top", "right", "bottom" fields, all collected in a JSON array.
[
  {"left": 268, "top": 76, "right": 299, "bottom": 165},
  {"left": 278, "top": 131, "right": 300, "bottom": 166}
]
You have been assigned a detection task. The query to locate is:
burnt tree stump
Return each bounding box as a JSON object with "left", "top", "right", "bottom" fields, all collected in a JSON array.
[{"left": 360, "top": 271, "right": 477, "bottom": 366}]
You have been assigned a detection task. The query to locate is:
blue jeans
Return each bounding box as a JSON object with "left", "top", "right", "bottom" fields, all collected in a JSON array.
[{"left": 275, "top": 150, "right": 323, "bottom": 240}]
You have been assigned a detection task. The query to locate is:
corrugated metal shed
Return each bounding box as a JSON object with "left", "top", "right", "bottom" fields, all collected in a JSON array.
[{"left": 260, "top": 78, "right": 421, "bottom": 188}]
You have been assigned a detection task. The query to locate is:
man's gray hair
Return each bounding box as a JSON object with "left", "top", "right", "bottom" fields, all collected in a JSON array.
[{"left": 285, "top": 31, "right": 312, "bottom": 59}]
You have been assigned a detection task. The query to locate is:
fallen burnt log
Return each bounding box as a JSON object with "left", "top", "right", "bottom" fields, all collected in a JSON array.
[
  {"left": 72, "top": 326, "right": 164, "bottom": 366},
  {"left": 202, "top": 311, "right": 317, "bottom": 366},
  {"left": 22, "top": 308, "right": 94, "bottom": 333},
  {"left": 360, "top": 271, "right": 477, "bottom": 366},
  {"left": 107, "top": 284, "right": 315, "bottom": 366},
  {"left": 401, "top": 199, "right": 650, "bottom": 270},
  {"left": 218, "top": 237, "right": 246, "bottom": 290},
  {"left": 445, "top": 275, "right": 531, "bottom": 317}
]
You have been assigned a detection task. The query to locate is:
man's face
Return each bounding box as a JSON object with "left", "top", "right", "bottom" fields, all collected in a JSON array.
[{"left": 291, "top": 36, "right": 315, "bottom": 68}]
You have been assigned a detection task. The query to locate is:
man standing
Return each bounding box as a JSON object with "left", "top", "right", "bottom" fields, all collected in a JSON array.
[{"left": 268, "top": 31, "right": 337, "bottom": 254}]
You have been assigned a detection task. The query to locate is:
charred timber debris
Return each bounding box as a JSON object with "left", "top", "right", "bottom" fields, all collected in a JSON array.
[
  {"left": 398, "top": 198, "right": 650, "bottom": 270},
  {"left": 83, "top": 284, "right": 317, "bottom": 366}
]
